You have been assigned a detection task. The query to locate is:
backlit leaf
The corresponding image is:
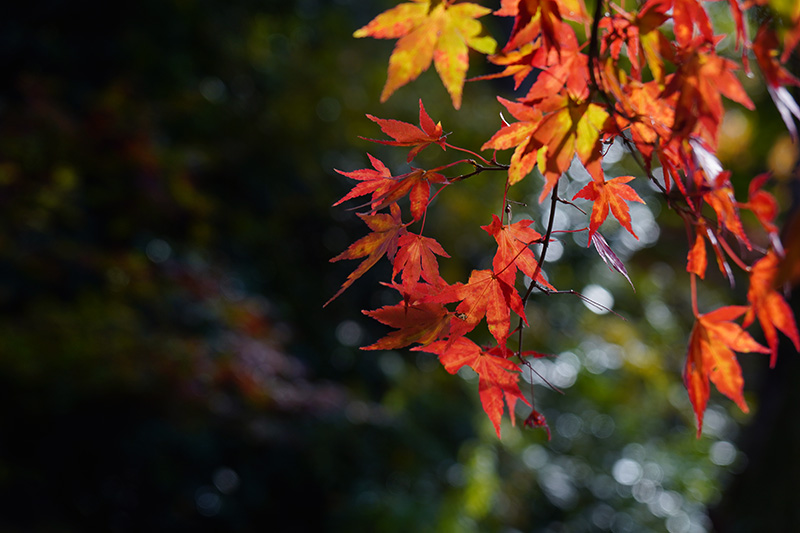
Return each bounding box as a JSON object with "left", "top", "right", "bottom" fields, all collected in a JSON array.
[{"left": 684, "top": 306, "right": 768, "bottom": 437}]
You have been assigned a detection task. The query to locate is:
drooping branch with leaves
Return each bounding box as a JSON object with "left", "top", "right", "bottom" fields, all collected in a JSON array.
[{"left": 327, "top": 0, "right": 800, "bottom": 439}]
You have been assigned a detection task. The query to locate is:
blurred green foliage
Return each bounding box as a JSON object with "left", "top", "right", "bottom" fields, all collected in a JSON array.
[{"left": 0, "top": 0, "right": 798, "bottom": 532}]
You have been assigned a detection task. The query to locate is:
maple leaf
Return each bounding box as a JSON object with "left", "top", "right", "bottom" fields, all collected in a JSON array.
[
  {"left": 753, "top": 26, "right": 800, "bottom": 142},
  {"left": 354, "top": 0, "right": 497, "bottom": 109},
  {"left": 362, "top": 99, "right": 448, "bottom": 162},
  {"left": 572, "top": 173, "right": 644, "bottom": 243},
  {"left": 665, "top": 39, "right": 754, "bottom": 142},
  {"left": 481, "top": 214, "right": 554, "bottom": 289},
  {"left": 325, "top": 204, "right": 406, "bottom": 307},
  {"left": 602, "top": 65, "right": 674, "bottom": 165},
  {"left": 392, "top": 232, "right": 450, "bottom": 289},
  {"left": 672, "top": 0, "right": 714, "bottom": 48},
  {"left": 470, "top": 42, "right": 538, "bottom": 89},
  {"left": 481, "top": 97, "right": 543, "bottom": 185},
  {"left": 591, "top": 232, "right": 635, "bottom": 290},
  {"left": 486, "top": 93, "right": 610, "bottom": 201},
  {"left": 362, "top": 282, "right": 451, "bottom": 350},
  {"left": 335, "top": 157, "right": 447, "bottom": 222},
  {"left": 523, "top": 25, "right": 590, "bottom": 102},
  {"left": 530, "top": 94, "right": 611, "bottom": 202},
  {"left": 701, "top": 169, "right": 752, "bottom": 251},
  {"left": 333, "top": 153, "right": 395, "bottom": 209},
  {"left": 412, "top": 337, "right": 529, "bottom": 438},
  {"left": 743, "top": 250, "right": 800, "bottom": 368},
  {"left": 433, "top": 268, "right": 526, "bottom": 347},
  {"left": 683, "top": 306, "right": 768, "bottom": 437},
  {"left": 740, "top": 172, "right": 782, "bottom": 252},
  {"left": 600, "top": 0, "right": 672, "bottom": 82},
  {"left": 523, "top": 409, "right": 551, "bottom": 440},
  {"left": 686, "top": 223, "right": 709, "bottom": 279},
  {"left": 496, "top": 0, "right": 589, "bottom": 55}
]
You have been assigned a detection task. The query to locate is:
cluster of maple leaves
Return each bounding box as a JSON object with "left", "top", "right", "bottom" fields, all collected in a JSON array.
[{"left": 327, "top": 0, "right": 800, "bottom": 439}]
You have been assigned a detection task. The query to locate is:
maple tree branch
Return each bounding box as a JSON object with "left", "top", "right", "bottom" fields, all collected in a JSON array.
[
  {"left": 448, "top": 159, "right": 510, "bottom": 182},
  {"left": 585, "top": 0, "right": 674, "bottom": 206},
  {"left": 533, "top": 285, "right": 627, "bottom": 320},
  {"left": 587, "top": 0, "right": 605, "bottom": 96},
  {"left": 523, "top": 177, "right": 560, "bottom": 305},
  {"left": 512, "top": 176, "right": 561, "bottom": 408}
]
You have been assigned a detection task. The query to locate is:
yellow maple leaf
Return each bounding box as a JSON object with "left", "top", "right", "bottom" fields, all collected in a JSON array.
[{"left": 354, "top": 0, "right": 496, "bottom": 109}]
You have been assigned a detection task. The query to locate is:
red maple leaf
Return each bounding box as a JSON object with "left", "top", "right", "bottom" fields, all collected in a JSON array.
[
  {"left": 325, "top": 204, "right": 406, "bottom": 307},
  {"left": 600, "top": 0, "right": 671, "bottom": 82},
  {"left": 353, "top": 0, "right": 497, "bottom": 109},
  {"left": 672, "top": 0, "right": 714, "bottom": 48},
  {"left": 335, "top": 157, "right": 447, "bottom": 222},
  {"left": 412, "top": 336, "right": 529, "bottom": 438},
  {"left": 686, "top": 223, "right": 709, "bottom": 279},
  {"left": 701, "top": 169, "right": 752, "bottom": 251},
  {"left": 742, "top": 172, "right": 779, "bottom": 236},
  {"left": 481, "top": 214, "right": 553, "bottom": 289},
  {"left": 683, "top": 306, "right": 768, "bottom": 437},
  {"left": 743, "top": 250, "right": 800, "bottom": 367},
  {"left": 362, "top": 282, "right": 451, "bottom": 350},
  {"left": 572, "top": 173, "right": 644, "bottom": 243},
  {"left": 362, "top": 99, "right": 448, "bottom": 162},
  {"left": 392, "top": 232, "right": 450, "bottom": 289},
  {"left": 603, "top": 69, "right": 674, "bottom": 165},
  {"left": 665, "top": 38, "right": 754, "bottom": 143},
  {"left": 496, "top": 0, "right": 589, "bottom": 55},
  {"left": 753, "top": 26, "right": 800, "bottom": 142},
  {"left": 333, "top": 153, "right": 395, "bottom": 210},
  {"left": 433, "top": 268, "right": 527, "bottom": 346}
]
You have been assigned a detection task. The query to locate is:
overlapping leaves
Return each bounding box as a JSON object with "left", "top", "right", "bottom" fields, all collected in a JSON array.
[{"left": 333, "top": 0, "right": 800, "bottom": 441}]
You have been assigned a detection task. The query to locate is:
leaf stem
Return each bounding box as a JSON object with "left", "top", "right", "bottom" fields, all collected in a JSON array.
[{"left": 444, "top": 142, "right": 493, "bottom": 166}]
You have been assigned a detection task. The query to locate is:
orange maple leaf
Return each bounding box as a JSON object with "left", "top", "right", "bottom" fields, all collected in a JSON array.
[
  {"left": 362, "top": 99, "right": 448, "bottom": 162},
  {"left": 354, "top": 0, "right": 497, "bottom": 109},
  {"left": 481, "top": 97, "right": 543, "bottom": 186},
  {"left": 433, "top": 268, "right": 527, "bottom": 347},
  {"left": 412, "top": 336, "right": 529, "bottom": 438},
  {"left": 530, "top": 94, "right": 610, "bottom": 202},
  {"left": 743, "top": 250, "right": 800, "bottom": 367},
  {"left": 572, "top": 173, "right": 644, "bottom": 243},
  {"left": 484, "top": 93, "right": 611, "bottom": 200},
  {"left": 362, "top": 282, "right": 451, "bottom": 350},
  {"left": 683, "top": 305, "right": 768, "bottom": 437},
  {"left": 602, "top": 67, "right": 674, "bottom": 165},
  {"left": 470, "top": 42, "right": 538, "bottom": 89},
  {"left": 325, "top": 204, "right": 406, "bottom": 307}
]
